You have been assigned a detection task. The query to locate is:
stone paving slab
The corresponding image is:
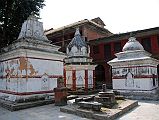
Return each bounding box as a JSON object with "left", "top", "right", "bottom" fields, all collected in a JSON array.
[
  {"left": 118, "top": 100, "right": 159, "bottom": 120},
  {"left": 0, "top": 100, "right": 159, "bottom": 120},
  {"left": 0, "top": 104, "right": 90, "bottom": 120},
  {"left": 60, "top": 100, "right": 138, "bottom": 120}
]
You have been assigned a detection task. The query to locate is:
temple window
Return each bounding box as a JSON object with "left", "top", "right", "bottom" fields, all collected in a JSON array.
[
  {"left": 114, "top": 42, "right": 122, "bottom": 53},
  {"left": 92, "top": 45, "right": 99, "bottom": 54},
  {"left": 104, "top": 44, "right": 111, "bottom": 60},
  {"left": 141, "top": 37, "right": 151, "bottom": 52},
  {"left": 157, "top": 35, "right": 159, "bottom": 47}
]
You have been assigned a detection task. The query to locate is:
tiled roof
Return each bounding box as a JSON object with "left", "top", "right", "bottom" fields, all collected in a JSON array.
[
  {"left": 44, "top": 18, "right": 111, "bottom": 35},
  {"left": 90, "top": 27, "right": 159, "bottom": 44}
]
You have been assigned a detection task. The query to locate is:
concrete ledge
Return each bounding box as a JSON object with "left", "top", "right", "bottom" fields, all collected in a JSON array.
[
  {"left": 0, "top": 99, "right": 54, "bottom": 111},
  {"left": 60, "top": 100, "right": 138, "bottom": 120}
]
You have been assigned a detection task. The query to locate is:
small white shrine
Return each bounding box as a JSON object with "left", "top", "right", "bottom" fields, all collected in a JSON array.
[
  {"left": 108, "top": 36, "right": 159, "bottom": 94},
  {"left": 64, "top": 28, "right": 96, "bottom": 91},
  {"left": 0, "top": 15, "right": 65, "bottom": 101}
]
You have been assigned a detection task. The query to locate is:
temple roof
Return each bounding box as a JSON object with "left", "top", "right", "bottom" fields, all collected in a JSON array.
[
  {"left": 90, "top": 26, "right": 159, "bottom": 44},
  {"left": 122, "top": 37, "right": 144, "bottom": 52},
  {"left": 44, "top": 17, "right": 112, "bottom": 36},
  {"left": 67, "top": 28, "right": 87, "bottom": 50},
  {"left": 18, "top": 15, "right": 49, "bottom": 42}
]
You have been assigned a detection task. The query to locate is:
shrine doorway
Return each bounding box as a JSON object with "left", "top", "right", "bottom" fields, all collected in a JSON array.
[{"left": 95, "top": 65, "right": 105, "bottom": 89}]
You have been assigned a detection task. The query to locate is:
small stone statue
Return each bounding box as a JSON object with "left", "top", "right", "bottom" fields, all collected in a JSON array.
[{"left": 102, "top": 84, "right": 107, "bottom": 92}]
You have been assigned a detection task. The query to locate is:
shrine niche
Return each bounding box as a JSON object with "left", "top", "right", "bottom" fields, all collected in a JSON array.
[
  {"left": 108, "top": 36, "right": 159, "bottom": 94},
  {"left": 125, "top": 71, "right": 134, "bottom": 87},
  {"left": 41, "top": 73, "right": 50, "bottom": 90},
  {"left": 64, "top": 28, "right": 96, "bottom": 91}
]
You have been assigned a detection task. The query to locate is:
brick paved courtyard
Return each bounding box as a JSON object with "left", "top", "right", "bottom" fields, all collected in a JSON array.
[{"left": 0, "top": 100, "right": 159, "bottom": 120}]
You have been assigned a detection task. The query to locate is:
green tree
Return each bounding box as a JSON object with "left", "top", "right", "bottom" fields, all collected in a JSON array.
[{"left": 0, "top": 0, "right": 45, "bottom": 48}]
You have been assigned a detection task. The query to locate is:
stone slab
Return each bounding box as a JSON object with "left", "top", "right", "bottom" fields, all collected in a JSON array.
[
  {"left": 0, "top": 99, "right": 54, "bottom": 111},
  {"left": 60, "top": 100, "right": 138, "bottom": 120}
]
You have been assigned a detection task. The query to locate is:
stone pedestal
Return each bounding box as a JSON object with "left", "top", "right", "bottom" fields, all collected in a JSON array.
[
  {"left": 94, "top": 91, "right": 116, "bottom": 108},
  {"left": 94, "top": 84, "right": 116, "bottom": 108},
  {"left": 54, "top": 87, "right": 67, "bottom": 106},
  {"left": 102, "top": 84, "right": 107, "bottom": 92}
]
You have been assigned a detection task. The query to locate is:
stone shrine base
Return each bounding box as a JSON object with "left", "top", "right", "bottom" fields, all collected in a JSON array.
[
  {"left": 0, "top": 98, "right": 54, "bottom": 111},
  {"left": 118, "top": 89, "right": 159, "bottom": 100},
  {"left": 60, "top": 99, "right": 138, "bottom": 120}
]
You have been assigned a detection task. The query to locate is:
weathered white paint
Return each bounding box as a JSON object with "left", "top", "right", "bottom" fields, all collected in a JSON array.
[
  {"left": 0, "top": 56, "right": 64, "bottom": 101},
  {"left": 108, "top": 36, "right": 159, "bottom": 93},
  {"left": 113, "top": 78, "right": 158, "bottom": 90},
  {"left": 18, "top": 15, "right": 49, "bottom": 42},
  {"left": 0, "top": 15, "right": 65, "bottom": 101}
]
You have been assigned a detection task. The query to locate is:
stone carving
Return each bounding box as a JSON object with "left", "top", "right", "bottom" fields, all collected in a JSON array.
[
  {"left": 18, "top": 15, "right": 49, "bottom": 42},
  {"left": 41, "top": 73, "right": 49, "bottom": 90},
  {"left": 77, "top": 75, "right": 84, "bottom": 87},
  {"left": 125, "top": 71, "right": 134, "bottom": 87}
]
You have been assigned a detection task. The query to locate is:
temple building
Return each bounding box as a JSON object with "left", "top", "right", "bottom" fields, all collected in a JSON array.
[
  {"left": 45, "top": 17, "right": 112, "bottom": 53},
  {"left": 45, "top": 17, "right": 159, "bottom": 89},
  {"left": 64, "top": 28, "right": 96, "bottom": 91},
  {"left": 90, "top": 27, "right": 159, "bottom": 88},
  {"left": 0, "top": 15, "right": 65, "bottom": 101},
  {"left": 108, "top": 36, "right": 159, "bottom": 95}
]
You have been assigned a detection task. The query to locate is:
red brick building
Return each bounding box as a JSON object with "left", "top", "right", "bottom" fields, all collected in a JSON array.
[
  {"left": 45, "top": 17, "right": 112, "bottom": 53},
  {"left": 90, "top": 27, "right": 159, "bottom": 88}
]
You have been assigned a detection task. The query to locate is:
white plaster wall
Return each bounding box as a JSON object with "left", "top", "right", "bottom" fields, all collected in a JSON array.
[
  {"left": 88, "top": 70, "right": 93, "bottom": 88},
  {"left": 113, "top": 78, "right": 157, "bottom": 91},
  {"left": 66, "top": 71, "right": 72, "bottom": 88},
  {"left": 0, "top": 58, "right": 20, "bottom": 93},
  {"left": 29, "top": 58, "right": 63, "bottom": 75},
  {"left": 26, "top": 78, "right": 57, "bottom": 92},
  {"left": 0, "top": 57, "right": 63, "bottom": 101},
  {"left": 76, "top": 70, "right": 85, "bottom": 88},
  {"left": 112, "top": 65, "right": 158, "bottom": 91}
]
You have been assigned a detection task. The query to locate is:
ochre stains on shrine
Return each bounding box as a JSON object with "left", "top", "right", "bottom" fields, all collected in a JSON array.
[
  {"left": 19, "top": 57, "right": 28, "bottom": 75},
  {"left": 19, "top": 57, "right": 38, "bottom": 77},
  {"left": 0, "top": 57, "right": 38, "bottom": 79},
  {"left": 29, "top": 64, "right": 38, "bottom": 76}
]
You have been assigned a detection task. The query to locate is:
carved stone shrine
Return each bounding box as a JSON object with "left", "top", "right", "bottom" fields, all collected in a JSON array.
[
  {"left": 108, "top": 36, "right": 159, "bottom": 95},
  {"left": 0, "top": 15, "right": 65, "bottom": 102},
  {"left": 64, "top": 28, "right": 96, "bottom": 91}
]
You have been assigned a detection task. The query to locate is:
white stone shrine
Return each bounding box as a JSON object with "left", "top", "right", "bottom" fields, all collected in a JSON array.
[
  {"left": 0, "top": 15, "right": 65, "bottom": 101},
  {"left": 108, "top": 36, "right": 159, "bottom": 95},
  {"left": 64, "top": 28, "right": 96, "bottom": 91}
]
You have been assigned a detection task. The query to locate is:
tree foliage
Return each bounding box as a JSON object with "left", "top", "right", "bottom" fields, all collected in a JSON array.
[{"left": 0, "top": 0, "right": 45, "bottom": 48}]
